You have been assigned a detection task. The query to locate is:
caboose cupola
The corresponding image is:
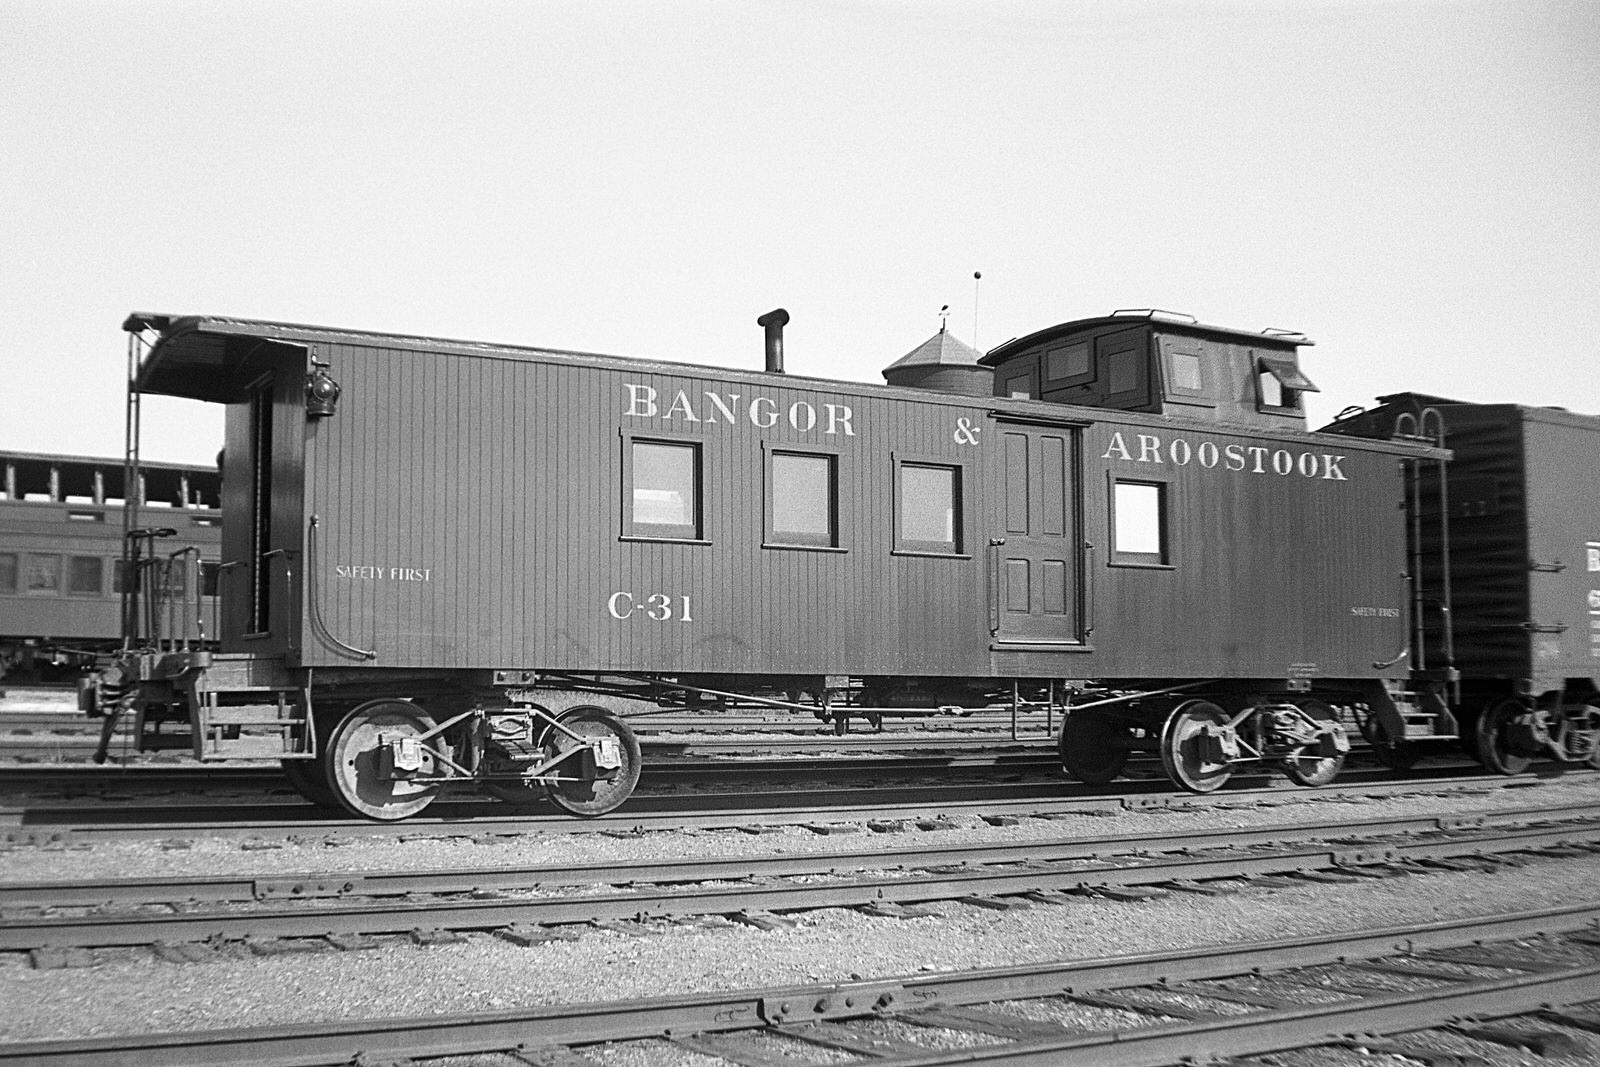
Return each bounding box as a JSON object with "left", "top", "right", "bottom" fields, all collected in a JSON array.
[{"left": 982, "top": 308, "right": 1318, "bottom": 430}]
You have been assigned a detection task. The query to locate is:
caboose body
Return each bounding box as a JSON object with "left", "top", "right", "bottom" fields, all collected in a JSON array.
[{"left": 90, "top": 310, "right": 1442, "bottom": 817}]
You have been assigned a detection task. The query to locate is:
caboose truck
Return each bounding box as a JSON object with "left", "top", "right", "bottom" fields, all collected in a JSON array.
[{"left": 87, "top": 308, "right": 1483, "bottom": 821}]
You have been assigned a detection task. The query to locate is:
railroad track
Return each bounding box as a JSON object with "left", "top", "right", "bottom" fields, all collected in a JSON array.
[
  {"left": 4, "top": 802, "right": 1597, "bottom": 955},
  {"left": 4, "top": 903, "right": 1596, "bottom": 1065},
  {"left": 1, "top": 767, "right": 1584, "bottom": 843}
]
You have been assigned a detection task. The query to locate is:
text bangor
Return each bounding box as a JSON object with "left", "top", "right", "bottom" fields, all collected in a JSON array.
[{"left": 623, "top": 384, "right": 855, "bottom": 436}]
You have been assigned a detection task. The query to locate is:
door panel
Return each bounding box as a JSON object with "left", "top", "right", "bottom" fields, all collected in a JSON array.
[{"left": 994, "top": 427, "right": 1083, "bottom": 643}]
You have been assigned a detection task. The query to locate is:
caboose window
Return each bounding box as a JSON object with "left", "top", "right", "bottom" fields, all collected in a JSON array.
[
  {"left": 897, "top": 462, "right": 962, "bottom": 555},
  {"left": 1256, "top": 355, "right": 1317, "bottom": 413},
  {"left": 768, "top": 451, "right": 837, "bottom": 548},
  {"left": 628, "top": 439, "right": 702, "bottom": 540},
  {"left": 67, "top": 556, "right": 103, "bottom": 596},
  {"left": 1045, "top": 342, "right": 1091, "bottom": 383},
  {"left": 1111, "top": 480, "right": 1168, "bottom": 566},
  {"left": 0, "top": 552, "right": 16, "bottom": 594}
]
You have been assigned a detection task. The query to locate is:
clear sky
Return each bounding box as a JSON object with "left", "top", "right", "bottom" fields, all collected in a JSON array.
[{"left": 2, "top": 0, "right": 1595, "bottom": 465}]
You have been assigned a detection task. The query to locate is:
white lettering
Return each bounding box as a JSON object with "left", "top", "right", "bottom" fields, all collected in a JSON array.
[
  {"left": 1297, "top": 453, "right": 1319, "bottom": 477},
  {"left": 624, "top": 384, "right": 658, "bottom": 418},
  {"left": 1247, "top": 446, "right": 1269, "bottom": 473},
  {"left": 607, "top": 592, "right": 634, "bottom": 619},
  {"left": 1197, "top": 441, "right": 1219, "bottom": 468},
  {"left": 664, "top": 390, "right": 700, "bottom": 422},
  {"left": 1272, "top": 450, "right": 1293, "bottom": 476},
  {"left": 1137, "top": 434, "right": 1163, "bottom": 464},
  {"left": 1590, "top": 546, "right": 1600, "bottom": 572},
  {"left": 788, "top": 401, "right": 817, "bottom": 432},
  {"left": 824, "top": 403, "right": 855, "bottom": 437},
  {"left": 1322, "top": 454, "right": 1348, "bottom": 481},
  {"left": 1224, "top": 444, "right": 1246, "bottom": 472},
  {"left": 1169, "top": 439, "right": 1192, "bottom": 466},
  {"left": 1103, "top": 432, "right": 1134, "bottom": 461},
  {"left": 749, "top": 396, "right": 779, "bottom": 428},
  {"left": 703, "top": 392, "right": 740, "bottom": 424}
]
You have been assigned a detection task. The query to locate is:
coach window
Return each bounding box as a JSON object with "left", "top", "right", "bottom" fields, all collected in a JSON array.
[
  {"left": 896, "top": 461, "right": 963, "bottom": 555},
  {"left": 767, "top": 450, "right": 839, "bottom": 549},
  {"left": 67, "top": 556, "right": 103, "bottom": 596},
  {"left": 201, "top": 561, "right": 222, "bottom": 597},
  {"left": 1110, "top": 480, "right": 1169, "bottom": 567},
  {"left": 23, "top": 553, "right": 61, "bottom": 595},
  {"left": 0, "top": 552, "right": 16, "bottom": 594},
  {"left": 626, "top": 438, "right": 703, "bottom": 541}
]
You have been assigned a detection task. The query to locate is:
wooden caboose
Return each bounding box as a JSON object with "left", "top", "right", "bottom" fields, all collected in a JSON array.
[{"left": 94, "top": 309, "right": 1441, "bottom": 817}]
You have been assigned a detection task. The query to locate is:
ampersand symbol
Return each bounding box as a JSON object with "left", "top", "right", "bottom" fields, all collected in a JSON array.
[{"left": 953, "top": 417, "right": 981, "bottom": 445}]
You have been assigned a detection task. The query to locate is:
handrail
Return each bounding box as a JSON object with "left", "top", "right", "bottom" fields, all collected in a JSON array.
[{"left": 305, "top": 515, "right": 376, "bottom": 660}]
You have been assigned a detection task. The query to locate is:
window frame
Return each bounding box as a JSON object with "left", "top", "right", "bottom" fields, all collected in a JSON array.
[
  {"left": 21, "top": 552, "right": 62, "bottom": 596},
  {"left": 1255, "top": 354, "right": 1316, "bottom": 415},
  {"left": 763, "top": 445, "right": 844, "bottom": 552},
  {"left": 892, "top": 455, "right": 969, "bottom": 558},
  {"left": 1108, "top": 476, "right": 1173, "bottom": 568},
  {"left": 66, "top": 554, "right": 104, "bottom": 597},
  {"left": 620, "top": 432, "right": 709, "bottom": 544},
  {"left": 1043, "top": 341, "right": 1094, "bottom": 387},
  {"left": 0, "top": 551, "right": 17, "bottom": 594},
  {"left": 1158, "top": 338, "right": 1213, "bottom": 405}
]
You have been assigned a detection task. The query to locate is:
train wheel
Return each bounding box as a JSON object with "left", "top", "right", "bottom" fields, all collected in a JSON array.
[
  {"left": 1059, "top": 712, "right": 1129, "bottom": 784},
  {"left": 328, "top": 700, "right": 443, "bottom": 821},
  {"left": 540, "top": 706, "right": 642, "bottom": 818},
  {"left": 1476, "top": 697, "right": 1535, "bottom": 776},
  {"left": 1160, "top": 700, "right": 1234, "bottom": 794},
  {"left": 281, "top": 758, "right": 340, "bottom": 807},
  {"left": 1281, "top": 699, "right": 1345, "bottom": 787},
  {"left": 1364, "top": 714, "right": 1419, "bottom": 771}
]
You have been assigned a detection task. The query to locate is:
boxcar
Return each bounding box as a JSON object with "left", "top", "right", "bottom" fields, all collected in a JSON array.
[
  {"left": 87, "top": 309, "right": 1443, "bottom": 819},
  {"left": 1323, "top": 394, "right": 1600, "bottom": 771},
  {"left": 0, "top": 450, "right": 221, "bottom": 681}
]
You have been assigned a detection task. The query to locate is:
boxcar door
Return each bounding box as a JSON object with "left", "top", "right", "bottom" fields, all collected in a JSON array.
[{"left": 991, "top": 421, "right": 1085, "bottom": 644}]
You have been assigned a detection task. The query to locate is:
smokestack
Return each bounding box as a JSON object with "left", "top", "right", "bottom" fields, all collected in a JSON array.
[{"left": 757, "top": 308, "right": 789, "bottom": 373}]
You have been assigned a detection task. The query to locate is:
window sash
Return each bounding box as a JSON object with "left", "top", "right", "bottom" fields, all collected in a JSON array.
[{"left": 769, "top": 451, "right": 836, "bottom": 547}]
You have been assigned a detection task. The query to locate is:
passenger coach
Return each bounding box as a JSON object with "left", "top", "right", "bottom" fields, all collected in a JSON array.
[{"left": 87, "top": 309, "right": 1442, "bottom": 818}]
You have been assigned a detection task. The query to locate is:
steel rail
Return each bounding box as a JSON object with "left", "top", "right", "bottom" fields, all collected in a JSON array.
[
  {"left": 1, "top": 767, "right": 1588, "bottom": 842},
  {"left": 3, "top": 813, "right": 1596, "bottom": 951},
  {"left": 2, "top": 801, "right": 1593, "bottom": 908},
  {"left": 2, "top": 902, "right": 1596, "bottom": 1067}
]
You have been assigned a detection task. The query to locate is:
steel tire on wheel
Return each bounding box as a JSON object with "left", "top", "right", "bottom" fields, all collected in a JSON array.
[
  {"left": 1280, "top": 698, "right": 1345, "bottom": 787},
  {"left": 1476, "top": 697, "right": 1534, "bottom": 776},
  {"left": 328, "top": 700, "right": 444, "bottom": 821},
  {"left": 540, "top": 705, "right": 641, "bottom": 817},
  {"left": 1059, "top": 712, "right": 1129, "bottom": 784},
  {"left": 1160, "top": 699, "right": 1233, "bottom": 794}
]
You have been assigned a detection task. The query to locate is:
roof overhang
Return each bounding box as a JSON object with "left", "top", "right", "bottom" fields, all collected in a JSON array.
[{"left": 982, "top": 312, "right": 1314, "bottom": 366}]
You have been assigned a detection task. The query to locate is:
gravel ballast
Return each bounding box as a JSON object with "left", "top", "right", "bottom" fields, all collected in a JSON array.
[{"left": 0, "top": 773, "right": 1597, "bottom": 1045}]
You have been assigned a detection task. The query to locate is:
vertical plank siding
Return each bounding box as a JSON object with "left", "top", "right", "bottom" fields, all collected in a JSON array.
[{"left": 284, "top": 337, "right": 1418, "bottom": 687}]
